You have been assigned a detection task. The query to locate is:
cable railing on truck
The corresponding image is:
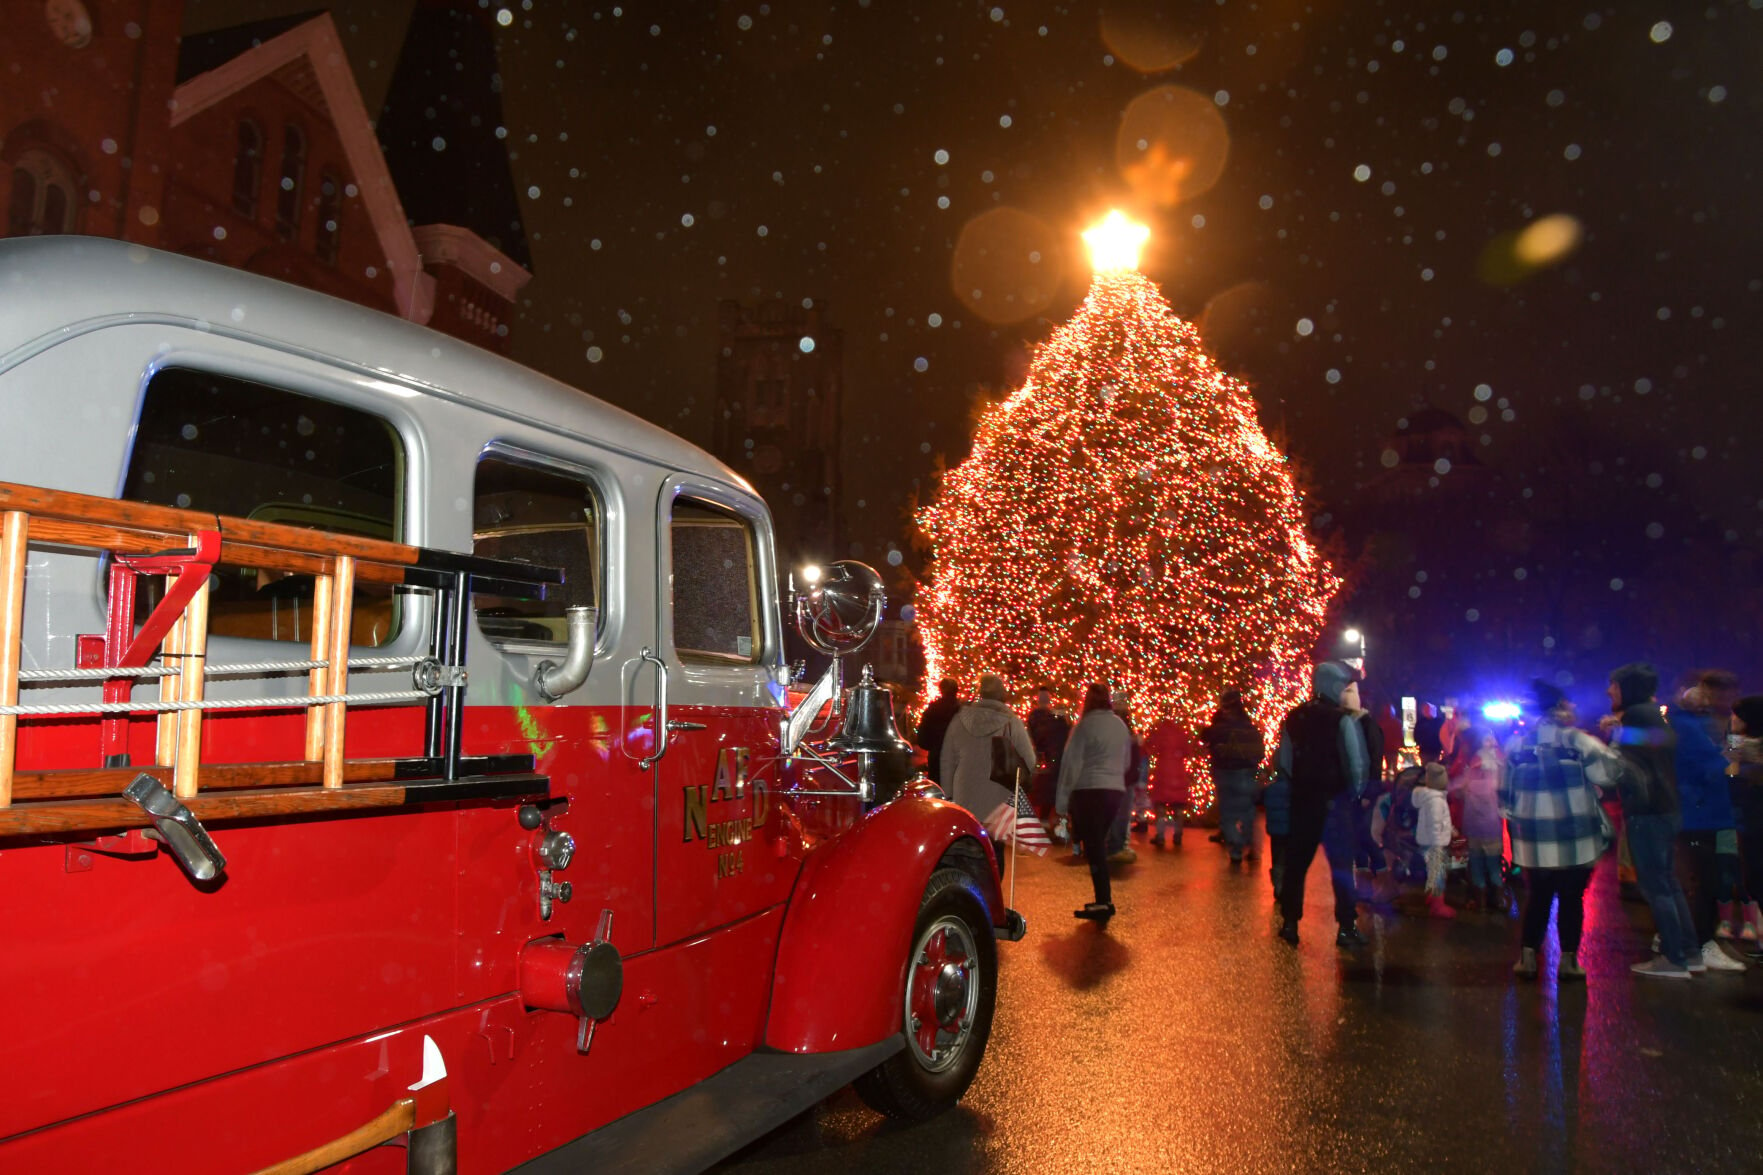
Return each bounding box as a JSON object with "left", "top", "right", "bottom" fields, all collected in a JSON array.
[{"left": 0, "top": 480, "right": 562, "bottom": 851}]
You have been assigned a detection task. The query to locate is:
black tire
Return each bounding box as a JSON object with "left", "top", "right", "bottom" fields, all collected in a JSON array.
[{"left": 852, "top": 867, "right": 998, "bottom": 1120}]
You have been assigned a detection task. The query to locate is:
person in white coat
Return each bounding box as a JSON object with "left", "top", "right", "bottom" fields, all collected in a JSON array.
[
  {"left": 1414, "top": 763, "right": 1457, "bottom": 919},
  {"left": 941, "top": 674, "right": 1037, "bottom": 820}
]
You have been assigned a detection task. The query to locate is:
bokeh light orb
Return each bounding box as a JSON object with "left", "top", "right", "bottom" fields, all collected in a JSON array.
[
  {"left": 1116, "top": 85, "right": 1231, "bottom": 207},
  {"left": 1100, "top": 3, "right": 1206, "bottom": 73},
  {"left": 1515, "top": 213, "right": 1584, "bottom": 266},
  {"left": 950, "top": 207, "right": 1064, "bottom": 324}
]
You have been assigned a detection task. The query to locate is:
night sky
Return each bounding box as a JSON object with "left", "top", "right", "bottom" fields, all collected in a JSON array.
[{"left": 187, "top": 0, "right": 1763, "bottom": 696}]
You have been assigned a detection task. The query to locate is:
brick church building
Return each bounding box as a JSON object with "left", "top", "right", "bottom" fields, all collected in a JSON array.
[{"left": 1, "top": 0, "right": 529, "bottom": 353}]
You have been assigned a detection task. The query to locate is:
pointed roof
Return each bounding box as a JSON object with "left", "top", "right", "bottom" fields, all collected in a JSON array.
[
  {"left": 376, "top": 2, "right": 529, "bottom": 269},
  {"left": 168, "top": 12, "right": 435, "bottom": 324}
]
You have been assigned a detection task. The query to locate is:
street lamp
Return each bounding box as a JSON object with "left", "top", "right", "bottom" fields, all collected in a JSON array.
[{"left": 1342, "top": 626, "right": 1366, "bottom": 674}]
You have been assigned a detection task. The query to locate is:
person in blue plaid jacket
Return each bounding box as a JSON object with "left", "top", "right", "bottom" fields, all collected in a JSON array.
[{"left": 1501, "top": 679, "right": 1621, "bottom": 980}]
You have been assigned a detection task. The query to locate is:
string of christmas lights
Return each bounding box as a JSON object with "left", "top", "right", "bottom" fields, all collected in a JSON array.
[{"left": 915, "top": 263, "right": 1340, "bottom": 812}]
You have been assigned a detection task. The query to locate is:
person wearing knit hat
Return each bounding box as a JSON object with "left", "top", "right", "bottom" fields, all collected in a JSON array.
[
  {"left": 1503, "top": 684, "right": 1623, "bottom": 980},
  {"left": 1605, "top": 660, "right": 1698, "bottom": 979},
  {"left": 1270, "top": 660, "right": 1371, "bottom": 948}
]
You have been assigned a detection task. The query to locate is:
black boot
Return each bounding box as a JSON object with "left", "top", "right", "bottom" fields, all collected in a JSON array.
[{"left": 1336, "top": 923, "right": 1368, "bottom": 948}]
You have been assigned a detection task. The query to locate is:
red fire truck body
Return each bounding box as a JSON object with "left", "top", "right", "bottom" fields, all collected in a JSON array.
[{"left": 0, "top": 238, "right": 1017, "bottom": 1173}]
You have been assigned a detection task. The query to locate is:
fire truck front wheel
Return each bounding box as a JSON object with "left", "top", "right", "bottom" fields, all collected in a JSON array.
[{"left": 854, "top": 867, "right": 998, "bottom": 1120}]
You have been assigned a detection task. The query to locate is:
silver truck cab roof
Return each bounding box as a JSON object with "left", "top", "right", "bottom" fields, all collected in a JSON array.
[{"left": 0, "top": 235, "right": 748, "bottom": 493}]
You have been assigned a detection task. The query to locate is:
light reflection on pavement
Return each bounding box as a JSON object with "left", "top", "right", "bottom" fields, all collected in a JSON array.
[{"left": 718, "top": 822, "right": 1763, "bottom": 1173}]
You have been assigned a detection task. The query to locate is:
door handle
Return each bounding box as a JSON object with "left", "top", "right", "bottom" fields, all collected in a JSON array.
[
  {"left": 638, "top": 648, "right": 671, "bottom": 769},
  {"left": 667, "top": 720, "right": 708, "bottom": 733}
]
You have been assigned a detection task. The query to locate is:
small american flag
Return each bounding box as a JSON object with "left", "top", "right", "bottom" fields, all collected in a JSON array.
[{"left": 984, "top": 783, "right": 1050, "bottom": 856}]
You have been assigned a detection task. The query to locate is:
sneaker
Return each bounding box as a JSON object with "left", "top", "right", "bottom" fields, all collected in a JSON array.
[
  {"left": 1744, "top": 922, "right": 1761, "bottom": 944},
  {"left": 1278, "top": 922, "right": 1300, "bottom": 946},
  {"left": 1717, "top": 920, "right": 1736, "bottom": 941},
  {"left": 1558, "top": 952, "right": 1587, "bottom": 980},
  {"left": 1426, "top": 895, "right": 1458, "bottom": 920},
  {"left": 1336, "top": 925, "right": 1368, "bottom": 948},
  {"left": 1108, "top": 846, "right": 1138, "bottom": 864},
  {"left": 1074, "top": 902, "right": 1116, "bottom": 920},
  {"left": 1631, "top": 955, "right": 1692, "bottom": 979},
  {"left": 1513, "top": 947, "right": 1539, "bottom": 979},
  {"left": 1701, "top": 940, "right": 1746, "bottom": 972}
]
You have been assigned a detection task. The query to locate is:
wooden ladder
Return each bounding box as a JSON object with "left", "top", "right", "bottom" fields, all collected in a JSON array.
[{"left": 0, "top": 481, "right": 559, "bottom": 838}]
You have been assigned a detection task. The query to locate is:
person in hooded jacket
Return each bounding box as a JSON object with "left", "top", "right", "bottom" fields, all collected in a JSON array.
[
  {"left": 1670, "top": 670, "right": 1746, "bottom": 971},
  {"left": 1603, "top": 662, "right": 1699, "bottom": 979},
  {"left": 1502, "top": 679, "right": 1621, "bottom": 980},
  {"left": 1057, "top": 683, "right": 1134, "bottom": 920},
  {"left": 1273, "top": 661, "right": 1370, "bottom": 947},
  {"left": 1202, "top": 689, "right": 1265, "bottom": 864},
  {"left": 940, "top": 674, "right": 1037, "bottom": 821}
]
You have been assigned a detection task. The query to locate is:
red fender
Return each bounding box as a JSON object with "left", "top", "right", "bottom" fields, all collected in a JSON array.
[{"left": 763, "top": 785, "right": 1006, "bottom": 1054}]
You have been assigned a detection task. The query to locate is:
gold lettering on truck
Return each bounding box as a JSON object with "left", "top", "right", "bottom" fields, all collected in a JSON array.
[{"left": 681, "top": 749, "right": 763, "bottom": 877}]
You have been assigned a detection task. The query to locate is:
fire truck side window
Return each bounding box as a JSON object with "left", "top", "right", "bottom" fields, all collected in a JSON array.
[
  {"left": 121, "top": 368, "right": 405, "bottom": 645},
  {"left": 472, "top": 456, "right": 601, "bottom": 646},
  {"left": 671, "top": 499, "right": 761, "bottom": 665}
]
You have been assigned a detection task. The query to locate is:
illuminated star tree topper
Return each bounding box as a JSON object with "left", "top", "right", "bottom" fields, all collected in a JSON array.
[{"left": 916, "top": 211, "right": 1339, "bottom": 805}]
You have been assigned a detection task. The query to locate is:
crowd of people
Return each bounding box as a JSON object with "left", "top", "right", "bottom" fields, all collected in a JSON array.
[{"left": 910, "top": 661, "right": 1763, "bottom": 980}]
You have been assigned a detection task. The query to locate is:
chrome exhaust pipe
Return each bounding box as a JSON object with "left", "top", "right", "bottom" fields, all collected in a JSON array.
[{"left": 534, "top": 605, "right": 597, "bottom": 700}]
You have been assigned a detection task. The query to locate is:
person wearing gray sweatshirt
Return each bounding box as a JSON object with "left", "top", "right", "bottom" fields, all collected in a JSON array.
[{"left": 1057, "top": 682, "right": 1134, "bottom": 919}]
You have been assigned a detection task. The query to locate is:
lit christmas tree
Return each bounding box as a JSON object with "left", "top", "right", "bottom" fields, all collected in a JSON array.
[{"left": 916, "top": 212, "right": 1339, "bottom": 808}]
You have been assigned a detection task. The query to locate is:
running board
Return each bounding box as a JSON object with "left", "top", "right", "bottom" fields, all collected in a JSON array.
[{"left": 514, "top": 1038, "right": 903, "bottom": 1175}]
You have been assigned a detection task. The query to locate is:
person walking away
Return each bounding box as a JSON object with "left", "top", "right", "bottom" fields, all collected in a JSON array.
[
  {"left": 1603, "top": 662, "right": 1698, "bottom": 979},
  {"left": 1377, "top": 703, "right": 1404, "bottom": 777},
  {"left": 1414, "top": 703, "right": 1445, "bottom": 765},
  {"left": 1725, "top": 696, "right": 1763, "bottom": 954},
  {"left": 1026, "top": 687, "right": 1071, "bottom": 822},
  {"left": 1670, "top": 671, "right": 1746, "bottom": 971},
  {"left": 1264, "top": 766, "right": 1291, "bottom": 901},
  {"left": 915, "top": 679, "right": 963, "bottom": 785},
  {"left": 1415, "top": 764, "right": 1457, "bottom": 919},
  {"left": 1147, "top": 715, "right": 1199, "bottom": 849},
  {"left": 1438, "top": 704, "right": 1466, "bottom": 771},
  {"left": 1502, "top": 680, "right": 1620, "bottom": 980},
  {"left": 1104, "top": 695, "right": 1147, "bottom": 863},
  {"left": 1459, "top": 728, "right": 1507, "bottom": 912},
  {"left": 940, "top": 674, "right": 1037, "bottom": 822},
  {"left": 1355, "top": 698, "right": 1387, "bottom": 879},
  {"left": 1203, "top": 689, "right": 1265, "bottom": 864},
  {"left": 1056, "top": 683, "right": 1134, "bottom": 920},
  {"left": 1274, "top": 662, "right": 1371, "bottom": 947}
]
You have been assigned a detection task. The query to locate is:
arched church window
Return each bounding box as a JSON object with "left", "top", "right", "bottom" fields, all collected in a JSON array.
[
  {"left": 6, "top": 149, "right": 77, "bottom": 237},
  {"left": 274, "top": 124, "right": 306, "bottom": 242},
  {"left": 232, "top": 120, "right": 263, "bottom": 218}
]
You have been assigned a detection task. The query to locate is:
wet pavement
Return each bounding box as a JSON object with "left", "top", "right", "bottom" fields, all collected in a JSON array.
[{"left": 717, "top": 820, "right": 1763, "bottom": 1174}]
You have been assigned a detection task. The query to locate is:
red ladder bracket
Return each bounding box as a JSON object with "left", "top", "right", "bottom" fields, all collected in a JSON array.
[{"left": 91, "top": 530, "right": 221, "bottom": 766}]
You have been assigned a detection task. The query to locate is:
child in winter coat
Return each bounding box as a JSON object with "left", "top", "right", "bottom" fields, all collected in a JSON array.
[
  {"left": 1457, "top": 729, "right": 1507, "bottom": 912},
  {"left": 1414, "top": 763, "right": 1457, "bottom": 919},
  {"left": 1146, "top": 717, "right": 1198, "bottom": 848}
]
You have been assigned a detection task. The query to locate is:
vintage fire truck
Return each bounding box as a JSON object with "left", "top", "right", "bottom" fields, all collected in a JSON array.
[{"left": 0, "top": 236, "right": 1021, "bottom": 1173}]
